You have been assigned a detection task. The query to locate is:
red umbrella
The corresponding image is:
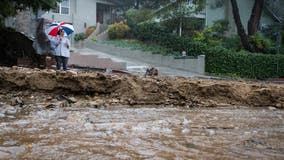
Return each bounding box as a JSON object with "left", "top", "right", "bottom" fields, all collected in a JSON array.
[{"left": 46, "top": 21, "right": 74, "bottom": 36}]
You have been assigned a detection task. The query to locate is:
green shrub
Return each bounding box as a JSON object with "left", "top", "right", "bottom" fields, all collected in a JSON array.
[
  {"left": 249, "top": 33, "right": 272, "bottom": 53},
  {"left": 137, "top": 21, "right": 178, "bottom": 47},
  {"left": 280, "top": 46, "right": 284, "bottom": 55},
  {"left": 205, "top": 46, "right": 284, "bottom": 78},
  {"left": 85, "top": 26, "right": 96, "bottom": 37},
  {"left": 90, "top": 37, "right": 97, "bottom": 42},
  {"left": 137, "top": 21, "right": 165, "bottom": 41},
  {"left": 108, "top": 21, "right": 130, "bottom": 39},
  {"left": 125, "top": 8, "right": 153, "bottom": 37},
  {"left": 222, "top": 35, "right": 242, "bottom": 51},
  {"left": 161, "top": 17, "right": 205, "bottom": 37},
  {"left": 192, "top": 27, "right": 221, "bottom": 46},
  {"left": 211, "top": 19, "right": 229, "bottom": 37},
  {"left": 74, "top": 32, "right": 87, "bottom": 41}
]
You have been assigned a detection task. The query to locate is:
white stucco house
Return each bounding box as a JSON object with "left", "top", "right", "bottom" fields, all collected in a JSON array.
[{"left": 41, "top": 0, "right": 118, "bottom": 34}]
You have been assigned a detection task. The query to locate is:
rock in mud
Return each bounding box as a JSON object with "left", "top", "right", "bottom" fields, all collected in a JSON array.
[{"left": 10, "top": 97, "right": 23, "bottom": 106}]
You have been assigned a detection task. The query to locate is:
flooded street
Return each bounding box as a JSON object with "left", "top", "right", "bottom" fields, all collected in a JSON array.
[{"left": 0, "top": 106, "right": 283, "bottom": 159}]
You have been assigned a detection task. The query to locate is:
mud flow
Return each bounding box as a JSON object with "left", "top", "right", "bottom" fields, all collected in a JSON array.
[
  {"left": 0, "top": 105, "right": 283, "bottom": 159},
  {"left": 0, "top": 67, "right": 283, "bottom": 159}
]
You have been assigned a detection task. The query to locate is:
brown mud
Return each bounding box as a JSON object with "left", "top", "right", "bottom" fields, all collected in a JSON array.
[{"left": 0, "top": 66, "right": 283, "bottom": 108}]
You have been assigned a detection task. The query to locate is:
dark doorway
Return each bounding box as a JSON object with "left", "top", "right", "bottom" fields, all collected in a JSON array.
[
  {"left": 97, "top": 3, "right": 114, "bottom": 24},
  {"left": 97, "top": 3, "right": 105, "bottom": 24}
]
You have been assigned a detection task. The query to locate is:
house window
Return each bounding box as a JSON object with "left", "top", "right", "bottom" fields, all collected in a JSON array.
[{"left": 53, "top": 0, "right": 70, "bottom": 15}]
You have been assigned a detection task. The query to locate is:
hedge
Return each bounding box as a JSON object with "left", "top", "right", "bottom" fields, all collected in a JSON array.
[
  {"left": 136, "top": 21, "right": 284, "bottom": 78},
  {"left": 205, "top": 46, "right": 284, "bottom": 78}
]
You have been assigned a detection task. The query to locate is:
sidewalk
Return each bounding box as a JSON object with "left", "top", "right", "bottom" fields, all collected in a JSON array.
[{"left": 71, "top": 44, "right": 207, "bottom": 78}]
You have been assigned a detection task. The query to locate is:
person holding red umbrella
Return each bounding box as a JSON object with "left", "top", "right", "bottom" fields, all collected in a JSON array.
[
  {"left": 46, "top": 21, "right": 74, "bottom": 71},
  {"left": 51, "top": 29, "right": 70, "bottom": 71}
]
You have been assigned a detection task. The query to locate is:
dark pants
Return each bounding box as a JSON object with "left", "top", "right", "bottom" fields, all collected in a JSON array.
[{"left": 55, "top": 56, "right": 69, "bottom": 71}]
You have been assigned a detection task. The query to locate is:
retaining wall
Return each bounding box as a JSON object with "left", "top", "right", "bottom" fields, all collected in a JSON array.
[{"left": 86, "top": 41, "right": 205, "bottom": 75}]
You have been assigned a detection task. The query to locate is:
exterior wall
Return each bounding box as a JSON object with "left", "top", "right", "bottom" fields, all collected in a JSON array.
[
  {"left": 74, "top": 0, "right": 97, "bottom": 32},
  {"left": 205, "top": 0, "right": 227, "bottom": 27},
  {"left": 41, "top": 0, "right": 113, "bottom": 34},
  {"left": 236, "top": 0, "right": 254, "bottom": 29},
  {"left": 206, "top": 0, "right": 253, "bottom": 34},
  {"left": 206, "top": 0, "right": 279, "bottom": 35}
]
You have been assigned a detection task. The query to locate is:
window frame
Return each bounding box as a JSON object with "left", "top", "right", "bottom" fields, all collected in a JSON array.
[{"left": 53, "top": 0, "right": 70, "bottom": 15}]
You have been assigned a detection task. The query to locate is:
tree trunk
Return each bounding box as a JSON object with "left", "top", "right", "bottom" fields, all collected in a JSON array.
[
  {"left": 134, "top": 0, "right": 140, "bottom": 9},
  {"left": 248, "top": 0, "right": 264, "bottom": 36},
  {"left": 230, "top": 0, "right": 251, "bottom": 52}
]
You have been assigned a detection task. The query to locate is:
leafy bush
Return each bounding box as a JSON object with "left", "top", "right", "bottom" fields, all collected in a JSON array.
[
  {"left": 125, "top": 8, "right": 153, "bottom": 37},
  {"left": 85, "top": 26, "right": 96, "bottom": 37},
  {"left": 211, "top": 19, "right": 229, "bottom": 37},
  {"left": 137, "top": 21, "right": 173, "bottom": 43},
  {"left": 161, "top": 17, "right": 204, "bottom": 37},
  {"left": 108, "top": 21, "right": 130, "bottom": 39},
  {"left": 280, "top": 46, "right": 284, "bottom": 55},
  {"left": 90, "top": 37, "right": 97, "bottom": 42},
  {"left": 74, "top": 32, "right": 87, "bottom": 41},
  {"left": 190, "top": 20, "right": 228, "bottom": 46},
  {"left": 222, "top": 35, "right": 242, "bottom": 51},
  {"left": 137, "top": 21, "right": 211, "bottom": 56},
  {"left": 192, "top": 27, "right": 222, "bottom": 46},
  {"left": 205, "top": 46, "right": 284, "bottom": 78},
  {"left": 249, "top": 33, "right": 272, "bottom": 53}
]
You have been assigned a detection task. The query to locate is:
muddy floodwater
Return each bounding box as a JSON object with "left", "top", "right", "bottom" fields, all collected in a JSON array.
[{"left": 0, "top": 105, "right": 283, "bottom": 159}]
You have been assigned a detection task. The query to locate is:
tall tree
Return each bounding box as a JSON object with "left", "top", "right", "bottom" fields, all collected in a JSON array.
[
  {"left": 248, "top": 0, "right": 265, "bottom": 36},
  {"left": 231, "top": 0, "right": 266, "bottom": 52},
  {"left": 230, "top": 0, "right": 251, "bottom": 51}
]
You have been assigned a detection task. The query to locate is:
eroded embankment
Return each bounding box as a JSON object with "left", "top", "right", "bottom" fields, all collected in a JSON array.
[{"left": 0, "top": 67, "right": 283, "bottom": 108}]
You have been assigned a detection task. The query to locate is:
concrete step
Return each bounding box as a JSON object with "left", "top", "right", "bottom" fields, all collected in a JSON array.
[{"left": 96, "top": 30, "right": 109, "bottom": 41}]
